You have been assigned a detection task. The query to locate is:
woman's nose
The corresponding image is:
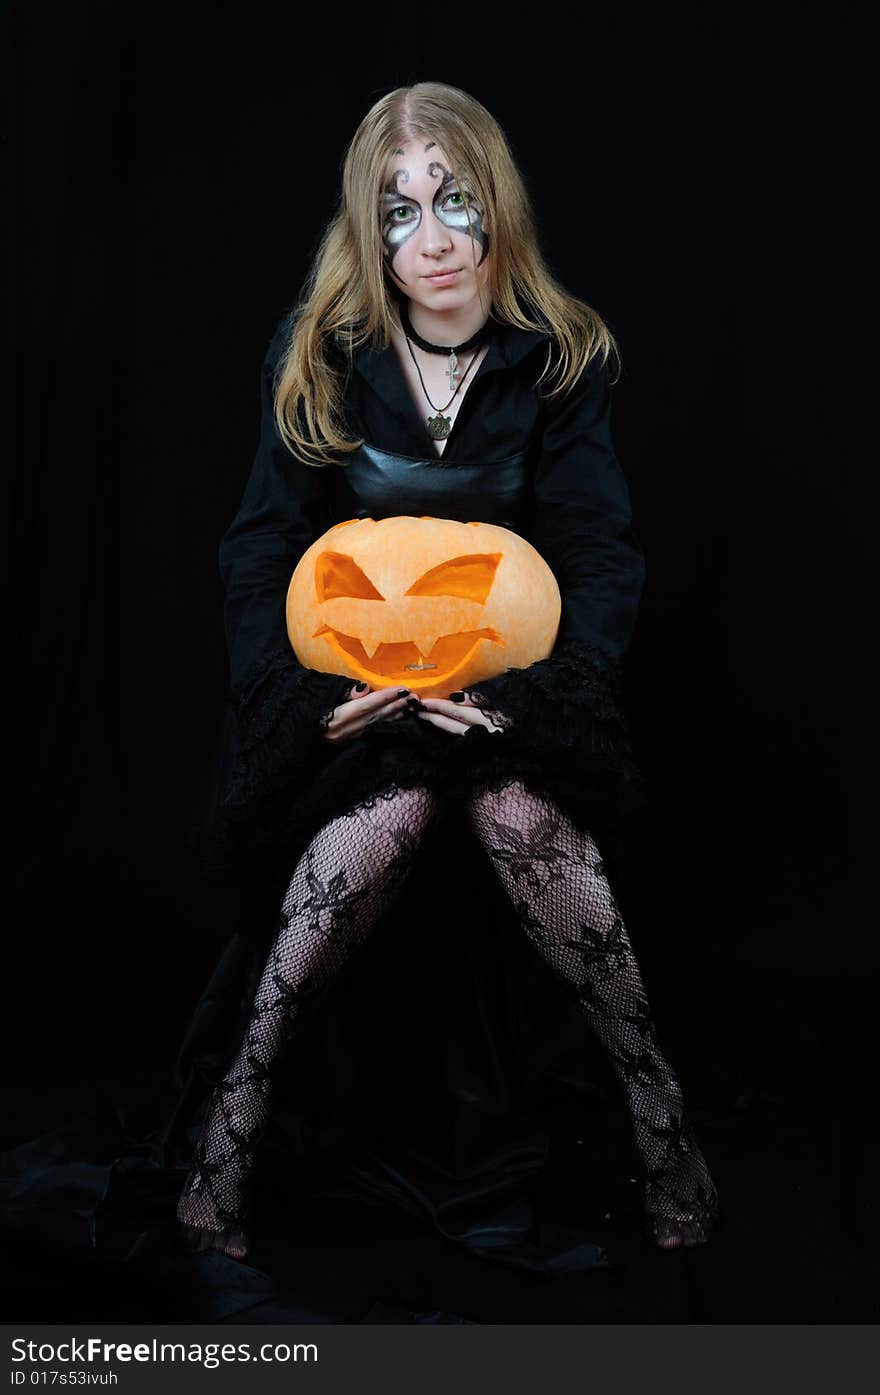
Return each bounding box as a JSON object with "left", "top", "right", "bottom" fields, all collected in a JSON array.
[{"left": 419, "top": 212, "right": 454, "bottom": 257}]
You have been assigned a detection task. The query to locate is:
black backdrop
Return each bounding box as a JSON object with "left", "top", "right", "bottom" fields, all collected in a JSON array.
[{"left": 7, "top": 3, "right": 871, "bottom": 1320}]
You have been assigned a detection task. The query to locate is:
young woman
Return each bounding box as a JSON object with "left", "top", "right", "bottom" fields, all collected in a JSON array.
[{"left": 175, "top": 81, "right": 720, "bottom": 1262}]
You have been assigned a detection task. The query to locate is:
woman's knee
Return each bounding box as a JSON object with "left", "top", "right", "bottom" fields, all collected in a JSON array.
[
  {"left": 467, "top": 783, "right": 607, "bottom": 887},
  {"left": 466, "top": 779, "right": 533, "bottom": 838},
  {"left": 282, "top": 785, "right": 443, "bottom": 921},
  {"left": 341, "top": 783, "right": 443, "bottom": 849}
]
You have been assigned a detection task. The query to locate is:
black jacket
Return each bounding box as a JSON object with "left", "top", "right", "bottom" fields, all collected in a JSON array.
[{"left": 214, "top": 311, "right": 647, "bottom": 854}]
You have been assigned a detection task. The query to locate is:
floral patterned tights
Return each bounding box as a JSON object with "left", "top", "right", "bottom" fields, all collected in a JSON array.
[
  {"left": 177, "top": 781, "right": 718, "bottom": 1258},
  {"left": 467, "top": 781, "right": 719, "bottom": 1250}
]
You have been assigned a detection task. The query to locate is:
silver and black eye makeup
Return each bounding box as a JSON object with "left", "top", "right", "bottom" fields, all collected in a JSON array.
[
  {"left": 427, "top": 162, "right": 489, "bottom": 265},
  {"left": 381, "top": 167, "right": 421, "bottom": 267}
]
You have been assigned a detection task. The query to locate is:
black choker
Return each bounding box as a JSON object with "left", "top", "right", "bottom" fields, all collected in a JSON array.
[{"left": 399, "top": 300, "right": 491, "bottom": 357}]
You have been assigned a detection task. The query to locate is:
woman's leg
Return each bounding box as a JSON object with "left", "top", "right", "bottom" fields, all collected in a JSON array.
[
  {"left": 466, "top": 779, "right": 719, "bottom": 1249},
  {"left": 177, "top": 784, "right": 443, "bottom": 1258}
]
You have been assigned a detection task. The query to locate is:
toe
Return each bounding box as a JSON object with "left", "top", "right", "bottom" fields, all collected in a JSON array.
[
  {"left": 650, "top": 1219, "right": 684, "bottom": 1249},
  {"left": 655, "top": 1233, "right": 684, "bottom": 1250},
  {"left": 222, "top": 1233, "right": 250, "bottom": 1261}
]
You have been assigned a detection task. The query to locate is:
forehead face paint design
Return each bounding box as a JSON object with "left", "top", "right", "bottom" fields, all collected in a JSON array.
[
  {"left": 428, "top": 161, "right": 489, "bottom": 266},
  {"left": 381, "top": 165, "right": 421, "bottom": 268}
]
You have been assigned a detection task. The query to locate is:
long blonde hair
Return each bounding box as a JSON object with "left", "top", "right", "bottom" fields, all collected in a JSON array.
[{"left": 275, "top": 81, "right": 620, "bottom": 465}]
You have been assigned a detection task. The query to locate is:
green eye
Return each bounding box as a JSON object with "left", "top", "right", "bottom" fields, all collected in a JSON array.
[
  {"left": 448, "top": 192, "right": 464, "bottom": 206},
  {"left": 392, "top": 206, "right": 411, "bottom": 220}
]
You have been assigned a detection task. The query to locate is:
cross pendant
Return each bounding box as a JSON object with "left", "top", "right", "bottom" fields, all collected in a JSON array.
[{"left": 446, "top": 349, "right": 459, "bottom": 393}]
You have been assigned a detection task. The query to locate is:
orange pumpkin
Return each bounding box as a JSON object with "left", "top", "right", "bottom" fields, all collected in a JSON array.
[{"left": 286, "top": 515, "right": 561, "bottom": 698}]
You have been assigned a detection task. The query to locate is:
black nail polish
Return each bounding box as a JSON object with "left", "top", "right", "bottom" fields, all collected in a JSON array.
[
  {"left": 449, "top": 691, "right": 465, "bottom": 702},
  {"left": 355, "top": 681, "right": 368, "bottom": 692},
  {"left": 398, "top": 688, "right": 410, "bottom": 697},
  {"left": 406, "top": 696, "right": 421, "bottom": 710}
]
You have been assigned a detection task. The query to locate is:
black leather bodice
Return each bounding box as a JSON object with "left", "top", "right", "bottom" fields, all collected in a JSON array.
[{"left": 328, "top": 440, "right": 535, "bottom": 531}]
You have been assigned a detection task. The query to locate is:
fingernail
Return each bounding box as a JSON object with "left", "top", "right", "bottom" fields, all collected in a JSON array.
[
  {"left": 449, "top": 691, "right": 465, "bottom": 702},
  {"left": 355, "top": 681, "right": 368, "bottom": 692},
  {"left": 398, "top": 688, "right": 410, "bottom": 697},
  {"left": 406, "top": 697, "right": 421, "bottom": 710}
]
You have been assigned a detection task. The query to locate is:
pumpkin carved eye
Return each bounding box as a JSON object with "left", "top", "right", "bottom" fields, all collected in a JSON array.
[
  {"left": 315, "top": 550, "right": 503, "bottom": 604},
  {"left": 315, "top": 551, "right": 385, "bottom": 601},
  {"left": 404, "top": 553, "right": 502, "bottom": 604}
]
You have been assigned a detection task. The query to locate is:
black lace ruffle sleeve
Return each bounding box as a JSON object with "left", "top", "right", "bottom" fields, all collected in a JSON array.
[
  {"left": 217, "top": 318, "right": 354, "bottom": 831},
  {"left": 464, "top": 350, "right": 646, "bottom": 775}
]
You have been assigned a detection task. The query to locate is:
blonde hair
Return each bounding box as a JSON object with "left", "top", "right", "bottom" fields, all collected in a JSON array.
[{"left": 274, "top": 81, "right": 620, "bottom": 465}]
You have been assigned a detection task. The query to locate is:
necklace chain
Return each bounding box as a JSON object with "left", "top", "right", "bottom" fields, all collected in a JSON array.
[
  {"left": 402, "top": 333, "right": 482, "bottom": 440},
  {"left": 399, "top": 301, "right": 490, "bottom": 442}
]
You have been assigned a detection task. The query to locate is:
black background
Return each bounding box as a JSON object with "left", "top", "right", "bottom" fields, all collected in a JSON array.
[{"left": 7, "top": 2, "right": 872, "bottom": 1321}]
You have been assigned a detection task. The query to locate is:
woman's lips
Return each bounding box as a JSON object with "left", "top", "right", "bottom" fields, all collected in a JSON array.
[{"left": 423, "top": 269, "right": 461, "bottom": 285}]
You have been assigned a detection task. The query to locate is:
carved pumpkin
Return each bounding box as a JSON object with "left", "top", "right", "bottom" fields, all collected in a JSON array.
[{"left": 286, "top": 515, "right": 561, "bottom": 698}]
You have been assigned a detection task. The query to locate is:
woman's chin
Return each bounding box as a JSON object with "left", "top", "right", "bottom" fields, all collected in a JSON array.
[{"left": 408, "top": 283, "right": 484, "bottom": 318}]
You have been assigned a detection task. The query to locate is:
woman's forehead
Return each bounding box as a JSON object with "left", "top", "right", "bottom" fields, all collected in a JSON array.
[{"left": 383, "top": 138, "right": 452, "bottom": 180}]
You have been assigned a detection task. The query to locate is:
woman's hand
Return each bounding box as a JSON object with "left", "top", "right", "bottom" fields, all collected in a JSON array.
[
  {"left": 322, "top": 682, "right": 413, "bottom": 744},
  {"left": 414, "top": 689, "right": 513, "bottom": 736}
]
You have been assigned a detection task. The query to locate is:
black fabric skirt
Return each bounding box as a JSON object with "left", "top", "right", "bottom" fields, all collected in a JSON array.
[
  {"left": 208, "top": 670, "right": 649, "bottom": 871},
  {"left": 1, "top": 702, "right": 651, "bottom": 1322}
]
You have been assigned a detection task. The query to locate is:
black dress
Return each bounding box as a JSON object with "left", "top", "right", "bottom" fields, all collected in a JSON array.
[
  {"left": 1, "top": 311, "right": 652, "bottom": 1321},
  {"left": 210, "top": 311, "right": 647, "bottom": 866}
]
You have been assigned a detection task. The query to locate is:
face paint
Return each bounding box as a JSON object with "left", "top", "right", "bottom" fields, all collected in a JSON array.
[
  {"left": 428, "top": 162, "right": 489, "bottom": 266},
  {"left": 381, "top": 167, "right": 421, "bottom": 269},
  {"left": 379, "top": 141, "right": 492, "bottom": 312}
]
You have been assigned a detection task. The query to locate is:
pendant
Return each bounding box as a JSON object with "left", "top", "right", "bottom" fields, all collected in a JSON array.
[
  {"left": 446, "top": 349, "right": 459, "bottom": 392},
  {"left": 427, "top": 412, "right": 451, "bottom": 440}
]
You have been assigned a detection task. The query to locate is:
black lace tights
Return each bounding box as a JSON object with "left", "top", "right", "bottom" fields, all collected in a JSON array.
[
  {"left": 467, "top": 780, "right": 719, "bottom": 1247},
  {"left": 176, "top": 785, "right": 443, "bottom": 1256},
  {"left": 178, "top": 780, "right": 718, "bottom": 1256}
]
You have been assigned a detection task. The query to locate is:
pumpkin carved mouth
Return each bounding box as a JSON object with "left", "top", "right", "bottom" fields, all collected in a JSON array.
[{"left": 313, "top": 623, "right": 504, "bottom": 685}]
